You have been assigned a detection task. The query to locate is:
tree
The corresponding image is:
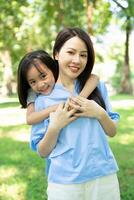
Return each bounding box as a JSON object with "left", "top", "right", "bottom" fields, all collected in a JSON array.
[
  {"left": 0, "top": 0, "right": 114, "bottom": 96},
  {"left": 109, "top": 0, "right": 134, "bottom": 94},
  {"left": 0, "top": 0, "right": 28, "bottom": 95}
]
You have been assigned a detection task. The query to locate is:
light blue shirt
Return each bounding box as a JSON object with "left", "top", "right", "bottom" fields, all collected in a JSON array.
[{"left": 30, "top": 81, "right": 120, "bottom": 184}]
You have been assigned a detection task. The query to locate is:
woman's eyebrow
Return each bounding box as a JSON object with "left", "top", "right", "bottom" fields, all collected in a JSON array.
[{"left": 67, "top": 47, "right": 87, "bottom": 53}]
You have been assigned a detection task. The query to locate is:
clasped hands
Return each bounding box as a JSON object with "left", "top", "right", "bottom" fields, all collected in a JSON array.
[
  {"left": 68, "top": 95, "right": 102, "bottom": 119},
  {"left": 49, "top": 96, "right": 102, "bottom": 131}
]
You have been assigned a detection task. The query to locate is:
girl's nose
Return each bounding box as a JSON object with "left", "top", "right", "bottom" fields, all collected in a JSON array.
[{"left": 38, "top": 81, "right": 45, "bottom": 89}]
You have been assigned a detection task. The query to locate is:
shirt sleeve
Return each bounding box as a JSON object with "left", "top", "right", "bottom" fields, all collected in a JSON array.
[
  {"left": 30, "top": 95, "right": 49, "bottom": 152},
  {"left": 98, "top": 81, "right": 120, "bottom": 122},
  {"left": 27, "top": 88, "right": 37, "bottom": 105}
]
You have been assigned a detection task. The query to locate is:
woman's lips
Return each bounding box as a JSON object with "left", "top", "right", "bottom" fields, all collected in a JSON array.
[{"left": 69, "top": 65, "right": 80, "bottom": 73}]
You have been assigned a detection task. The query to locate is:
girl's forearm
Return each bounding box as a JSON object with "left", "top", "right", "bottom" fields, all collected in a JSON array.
[
  {"left": 79, "top": 74, "right": 99, "bottom": 98},
  {"left": 27, "top": 105, "right": 58, "bottom": 125}
]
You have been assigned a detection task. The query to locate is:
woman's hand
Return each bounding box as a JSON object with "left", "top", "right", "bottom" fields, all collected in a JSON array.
[
  {"left": 69, "top": 96, "right": 103, "bottom": 119},
  {"left": 69, "top": 96, "right": 117, "bottom": 137},
  {"left": 49, "top": 99, "right": 77, "bottom": 132},
  {"left": 38, "top": 99, "right": 78, "bottom": 158}
]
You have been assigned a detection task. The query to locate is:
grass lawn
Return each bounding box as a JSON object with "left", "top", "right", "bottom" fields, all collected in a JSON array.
[{"left": 0, "top": 94, "right": 134, "bottom": 200}]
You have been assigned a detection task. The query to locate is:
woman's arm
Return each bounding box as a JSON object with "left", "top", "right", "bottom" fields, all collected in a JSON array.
[
  {"left": 38, "top": 101, "right": 77, "bottom": 157},
  {"left": 26, "top": 103, "right": 58, "bottom": 125},
  {"left": 79, "top": 74, "right": 99, "bottom": 98},
  {"left": 69, "top": 96, "right": 117, "bottom": 137}
]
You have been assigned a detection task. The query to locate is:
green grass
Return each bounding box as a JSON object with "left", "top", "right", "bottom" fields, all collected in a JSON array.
[
  {"left": 0, "top": 95, "right": 134, "bottom": 200},
  {"left": 110, "top": 93, "right": 134, "bottom": 100},
  {"left": 109, "top": 107, "right": 134, "bottom": 200}
]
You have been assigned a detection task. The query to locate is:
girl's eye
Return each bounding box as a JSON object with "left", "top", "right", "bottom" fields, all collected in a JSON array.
[
  {"left": 40, "top": 73, "right": 46, "bottom": 79},
  {"left": 29, "top": 80, "right": 36, "bottom": 85}
]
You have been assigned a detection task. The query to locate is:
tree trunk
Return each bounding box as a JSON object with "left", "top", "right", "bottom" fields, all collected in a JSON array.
[
  {"left": 84, "top": 0, "right": 93, "bottom": 35},
  {"left": 120, "top": 16, "right": 133, "bottom": 94},
  {"left": 1, "top": 50, "right": 13, "bottom": 96}
]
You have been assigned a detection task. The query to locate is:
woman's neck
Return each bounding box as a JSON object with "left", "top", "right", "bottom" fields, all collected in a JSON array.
[{"left": 57, "top": 75, "right": 75, "bottom": 93}]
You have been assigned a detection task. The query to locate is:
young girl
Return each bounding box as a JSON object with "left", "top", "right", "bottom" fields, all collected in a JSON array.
[
  {"left": 17, "top": 49, "right": 99, "bottom": 125},
  {"left": 30, "top": 28, "right": 120, "bottom": 200}
]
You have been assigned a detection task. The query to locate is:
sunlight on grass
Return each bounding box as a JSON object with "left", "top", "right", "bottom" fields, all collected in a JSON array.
[
  {"left": 117, "top": 134, "right": 134, "bottom": 145},
  {"left": 0, "top": 167, "right": 18, "bottom": 182},
  {"left": 0, "top": 107, "right": 26, "bottom": 126},
  {"left": 111, "top": 99, "right": 134, "bottom": 108},
  {"left": 0, "top": 125, "right": 30, "bottom": 142},
  {"left": 9, "top": 130, "right": 30, "bottom": 142},
  {"left": 0, "top": 183, "right": 26, "bottom": 200}
]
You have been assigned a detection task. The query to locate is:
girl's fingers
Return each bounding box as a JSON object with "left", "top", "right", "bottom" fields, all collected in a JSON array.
[
  {"left": 70, "top": 96, "right": 83, "bottom": 106},
  {"left": 69, "top": 102, "right": 82, "bottom": 112},
  {"left": 68, "top": 108, "right": 77, "bottom": 116},
  {"left": 57, "top": 102, "right": 64, "bottom": 111},
  {"left": 64, "top": 99, "right": 70, "bottom": 111}
]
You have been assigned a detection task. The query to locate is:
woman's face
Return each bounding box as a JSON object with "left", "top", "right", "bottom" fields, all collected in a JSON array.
[{"left": 55, "top": 36, "right": 88, "bottom": 81}]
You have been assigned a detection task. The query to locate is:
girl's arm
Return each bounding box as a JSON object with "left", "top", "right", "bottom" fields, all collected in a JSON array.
[
  {"left": 38, "top": 101, "right": 77, "bottom": 157},
  {"left": 79, "top": 74, "right": 99, "bottom": 98},
  {"left": 26, "top": 103, "right": 58, "bottom": 125}
]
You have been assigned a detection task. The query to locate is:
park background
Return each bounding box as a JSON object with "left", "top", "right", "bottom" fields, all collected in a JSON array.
[{"left": 0, "top": 0, "right": 134, "bottom": 200}]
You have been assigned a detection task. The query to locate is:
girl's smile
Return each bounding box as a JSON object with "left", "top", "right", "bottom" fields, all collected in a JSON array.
[{"left": 26, "top": 64, "right": 55, "bottom": 95}]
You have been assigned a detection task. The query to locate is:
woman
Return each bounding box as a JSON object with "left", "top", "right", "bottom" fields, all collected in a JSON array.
[{"left": 30, "top": 27, "right": 120, "bottom": 200}]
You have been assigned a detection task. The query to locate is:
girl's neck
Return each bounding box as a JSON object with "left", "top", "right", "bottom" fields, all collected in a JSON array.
[{"left": 57, "top": 75, "right": 75, "bottom": 93}]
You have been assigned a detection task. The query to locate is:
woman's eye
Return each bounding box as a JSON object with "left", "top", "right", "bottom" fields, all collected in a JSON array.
[
  {"left": 67, "top": 51, "right": 74, "bottom": 55},
  {"left": 81, "top": 54, "right": 87, "bottom": 58}
]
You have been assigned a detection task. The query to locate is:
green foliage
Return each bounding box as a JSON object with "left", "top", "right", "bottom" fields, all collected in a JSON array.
[
  {"left": 110, "top": 0, "right": 134, "bottom": 32},
  {"left": 111, "top": 58, "right": 124, "bottom": 92},
  {"left": 93, "top": 0, "right": 112, "bottom": 34}
]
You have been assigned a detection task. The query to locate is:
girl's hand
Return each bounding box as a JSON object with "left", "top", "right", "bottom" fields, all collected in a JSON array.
[
  {"left": 69, "top": 96, "right": 103, "bottom": 119},
  {"left": 49, "top": 99, "right": 77, "bottom": 131}
]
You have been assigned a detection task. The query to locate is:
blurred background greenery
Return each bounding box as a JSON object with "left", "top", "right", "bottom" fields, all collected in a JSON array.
[
  {"left": 0, "top": 0, "right": 134, "bottom": 96},
  {"left": 0, "top": 0, "right": 134, "bottom": 200}
]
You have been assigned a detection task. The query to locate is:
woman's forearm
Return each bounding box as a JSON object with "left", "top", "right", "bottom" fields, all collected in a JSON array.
[
  {"left": 37, "top": 102, "right": 77, "bottom": 157},
  {"left": 97, "top": 107, "right": 117, "bottom": 137},
  {"left": 38, "top": 126, "right": 61, "bottom": 158}
]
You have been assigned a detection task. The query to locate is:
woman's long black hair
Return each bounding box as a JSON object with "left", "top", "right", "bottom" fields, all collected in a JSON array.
[{"left": 53, "top": 27, "right": 106, "bottom": 110}]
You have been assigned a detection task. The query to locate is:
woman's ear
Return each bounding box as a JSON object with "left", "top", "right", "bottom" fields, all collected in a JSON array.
[{"left": 54, "top": 52, "right": 59, "bottom": 60}]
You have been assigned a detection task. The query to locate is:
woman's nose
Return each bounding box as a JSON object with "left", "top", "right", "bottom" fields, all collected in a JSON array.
[{"left": 72, "top": 54, "right": 80, "bottom": 63}]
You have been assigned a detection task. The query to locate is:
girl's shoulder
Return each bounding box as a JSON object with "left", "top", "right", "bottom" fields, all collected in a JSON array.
[{"left": 27, "top": 89, "right": 38, "bottom": 105}]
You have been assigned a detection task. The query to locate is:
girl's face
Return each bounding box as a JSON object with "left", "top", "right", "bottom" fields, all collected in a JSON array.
[
  {"left": 26, "top": 63, "right": 55, "bottom": 95},
  {"left": 55, "top": 36, "right": 88, "bottom": 81}
]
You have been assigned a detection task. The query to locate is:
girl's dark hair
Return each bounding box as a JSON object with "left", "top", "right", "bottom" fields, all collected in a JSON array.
[
  {"left": 53, "top": 27, "right": 106, "bottom": 109},
  {"left": 17, "top": 50, "right": 58, "bottom": 108}
]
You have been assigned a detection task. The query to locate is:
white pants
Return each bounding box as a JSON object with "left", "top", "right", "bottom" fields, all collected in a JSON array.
[{"left": 47, "top": 174, "right": 120, "bottom": 200}]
